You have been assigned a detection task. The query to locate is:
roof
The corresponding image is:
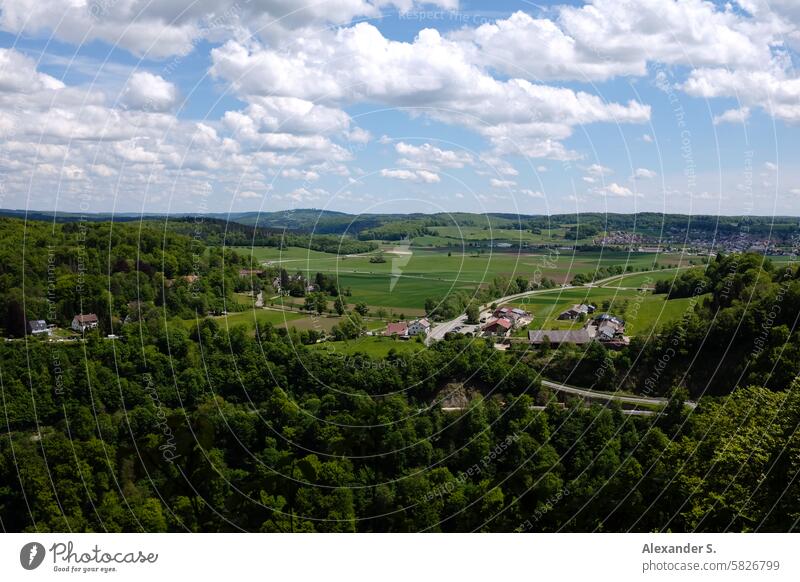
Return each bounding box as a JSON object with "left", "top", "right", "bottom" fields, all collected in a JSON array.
[
  {"left": 595, "top": 313, "right": 624, "bottom": 325},
  {"left": 73, "top": 313, "right": 98, "bottom": 324},
  {"left": 27, "top": 320, "right": 48, "bottom": 332},
  {"left": 597, "top": 323, "right": 618, "bottom": 338},
  {"left": 412, "top": 318, "right": 430, "bottom": 327},
  {"left": 528, "top": 329, "right": 592, "bottom": 344},
  {"left": 384, "top": 322, "right": 408, "bottom": 336},
  {"left": 484, "top": 317, "right": 512, "bottom": 330}
]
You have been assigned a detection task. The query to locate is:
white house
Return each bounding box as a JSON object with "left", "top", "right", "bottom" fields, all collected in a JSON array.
[
  {"left": 27, "top": 320, "right": 50, "bottom": 336},
  {"left": 407, "top": 318, "right": 431, "bottom": 336},
  {"left": 71, "top": 313, "right": 99, "bottom": 332}
]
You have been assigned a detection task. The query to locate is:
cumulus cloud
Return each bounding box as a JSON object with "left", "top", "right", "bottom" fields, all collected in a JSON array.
[
  {"left": 0, "top": 0, "right": 459, "bottom": 59},
  {"left": 586, "top": 163, "right": 613, "bottom": 177},
  {"left": 380, "top": 168, "right": 441, "bottom": 183},
  {"left": 596, "top": 182, "right": 642, "bottom": 198},
  {"left": 712, "top": 106, "right": 751, "bottom": 125},
  {"left": 210, "top": 23, "right": 650, "bottom": 161},
  {"left": 396, "top": 142, "right": 473, "bottom": 170},
  {"left": 0, "top": 48, "right": 64, "bottom": 93},
  {"left": 633, "top": 168, "right": 657, "bottom": 179},
  {"left": 122, "top": 72, "right": 178, "bottom": 112},
  {"left": 683, "top": 68, "right": 800, "bottom": 123}
]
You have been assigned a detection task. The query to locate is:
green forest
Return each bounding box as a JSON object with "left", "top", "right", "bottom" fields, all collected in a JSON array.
[{"left": 0, "top": 217, "right": 799, "bottom": 532}]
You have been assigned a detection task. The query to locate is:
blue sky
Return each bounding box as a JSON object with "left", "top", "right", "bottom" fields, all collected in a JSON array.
[{"left": 0, "top": 0, "right": 799, "bottom": 216}]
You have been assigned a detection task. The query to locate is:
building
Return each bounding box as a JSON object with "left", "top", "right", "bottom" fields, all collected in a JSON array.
[
  {"left": 592, "top": 314, "right": 625, "bottom": 342},
  {"left": 239, "top": 269, "right": 264, "bottom": 277},
  {"left": 557, "top": 303, "right": 595, "bottom": 320},
  {"left": 27, "top": 319, "right": 50, "bottom": 336},
  {"left": 528, "top": 329, "right": 592, "bottom": 345},
  {"left": 482, "top": 317, "right": 513, "bottom": 337},
  {"left": 384, "top": 321, "right": 408, "bottom": 337},
  {"left": 492, "top": 306, "right": 532, "bottom": 327},
  {"left": 407, "top": 318, "right": 431, "bottom": 336},
  {"left": 71, "top": 313, "right": 99, "bottom": 332}
]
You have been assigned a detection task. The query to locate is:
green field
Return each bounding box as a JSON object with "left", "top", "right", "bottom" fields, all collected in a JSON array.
[
  {"left": 507, "top": 287, "right": 704, "bottom": 336},
  {"left": 231, "top": 245, "right": 695, "bottom": 313},
  {"left": 599, "top": 267, "right": 692, "bottom": 289},
  {"left": 312, "top": 335, "right": 427, "bottom": 358}
]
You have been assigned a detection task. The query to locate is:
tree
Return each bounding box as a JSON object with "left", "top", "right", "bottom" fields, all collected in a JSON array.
[
  {"left": 315, "top": 293, "right": 327, "bottom": 315},
  {"left": 334, "top": 296, "right": 346, "bottom": 316},
  {"left": 466, "top": 303, "right": 480, "bottom": 324},
  {"left": 354, "top": 302, "right": 369, "bottom": 317}
]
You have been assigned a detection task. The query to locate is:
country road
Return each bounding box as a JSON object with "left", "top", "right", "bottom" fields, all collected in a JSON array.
[{"left": 541, "top": 379, "right": 697, "bottom": 409}]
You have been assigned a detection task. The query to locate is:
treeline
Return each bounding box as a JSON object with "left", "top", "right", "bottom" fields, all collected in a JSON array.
[
  {"left": 163, "top": 217, "right": 376, "bottom": 254},
  {"left": 1, "top": 326, "right": 799, "bottom": 532}
]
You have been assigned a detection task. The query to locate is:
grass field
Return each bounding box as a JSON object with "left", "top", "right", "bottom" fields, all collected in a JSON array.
[
  {"left": 506, "top": 287, "right": 704, "bottom": 336},
  {"left": 311, "top": 335, "right": 427, "bottom": 358},
  {"left": 231, "top": 245, "right": 696, "bottom": 313}
]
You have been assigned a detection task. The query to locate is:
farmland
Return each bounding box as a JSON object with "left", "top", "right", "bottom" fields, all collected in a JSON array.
[{"left": 231, "top": 245, "right": 698, "bottom": 314}]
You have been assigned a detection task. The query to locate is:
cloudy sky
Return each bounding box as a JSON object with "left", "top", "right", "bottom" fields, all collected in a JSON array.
[{"left": 1, "top": 0, "right": 799, "bottom": 216}]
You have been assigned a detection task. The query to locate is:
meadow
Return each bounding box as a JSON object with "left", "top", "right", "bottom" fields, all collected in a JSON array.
[
  {"left": 230, "top": 245, "right": 696, "bottom": 314},
  {"left": 506, "top": 286, "right": 704, "bottom": 336}
]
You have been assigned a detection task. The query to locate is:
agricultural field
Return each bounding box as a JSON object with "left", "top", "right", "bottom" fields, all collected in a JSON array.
[{"left": 232, "top": 245, "right": 696, "bottom": 314}]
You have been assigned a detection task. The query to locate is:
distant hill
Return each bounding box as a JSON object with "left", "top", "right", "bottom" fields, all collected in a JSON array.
[{"left": 3, "top": 208, "right": 799, "bottom": 239}]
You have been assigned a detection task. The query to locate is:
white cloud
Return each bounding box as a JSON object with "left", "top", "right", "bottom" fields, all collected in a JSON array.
[
  {"left": 281, "top": 169, "right": 320, "bottom": 181},
  {"left": 633, "top": 168, "right": 657, "bottom": 179},
  {"left": 347, "top": 127, "right": 372, "bottom": 144},
  {"left": 238, "top": 190, "right": 262, "bottom": 199},
  {"left": 684, "top": 68, "right": 800, "bottom": 123},
  {"left": 0, "top": 48, "right": 64, "bottom": 93},
  {"left": 122, "top": 72, "right": 178, "bottom": 112},
  {"left": 642, "top": 133, "right": 653, "bottom": 143},
  {"left": 0, "top": 1, "right": 459, "bottom": 59},
  {"left": 520, "top": 189, "right": 544, "bottom": 198},
  {"left": 211, "top": 23, "right": 649, "bottom": 161},
  {"left": 596, "top": 182, "right": 642, "bottom": 198},
  {"left": 586, "top": 163, "right": 613, "bottom": 177},
  {"left": 490, "top": 178, "right": 516, "bottom": 188},
  {"left": 380, "top": 168, "right": 441, "bottom": 183},
  {"left": 396, "top": 142, "right": 473, "bottom": 170},
  {"left": 713, "top": 106, "right": 751, "bottom": 125}
]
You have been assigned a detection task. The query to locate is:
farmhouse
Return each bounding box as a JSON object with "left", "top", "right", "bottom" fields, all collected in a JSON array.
[
  {"left": 528, "top": 329, "right": 592, "bottom": 346},
  {"left": 384, "top": 321, "right": 408, "bottom": 337},
  {"left": 591, "top": 314, "right": 626, "bottom": 342},
  {"left": 492, "top": 306, "right": 532, "bottom": 327},
  {"left": 482, "top": 317, "right": 513, "bottom": 337},
  {"left": 71, "top": 313, "right": 99, "bottom": 332},
  {"left": 557, "top": 304, "right": 595, "bottom": 320},
  {"left": 27, "top": 319, "right": 50, "bottom": 336},
  {"left": 408, "top": 318, "right": 431, "bottom": 336}
]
